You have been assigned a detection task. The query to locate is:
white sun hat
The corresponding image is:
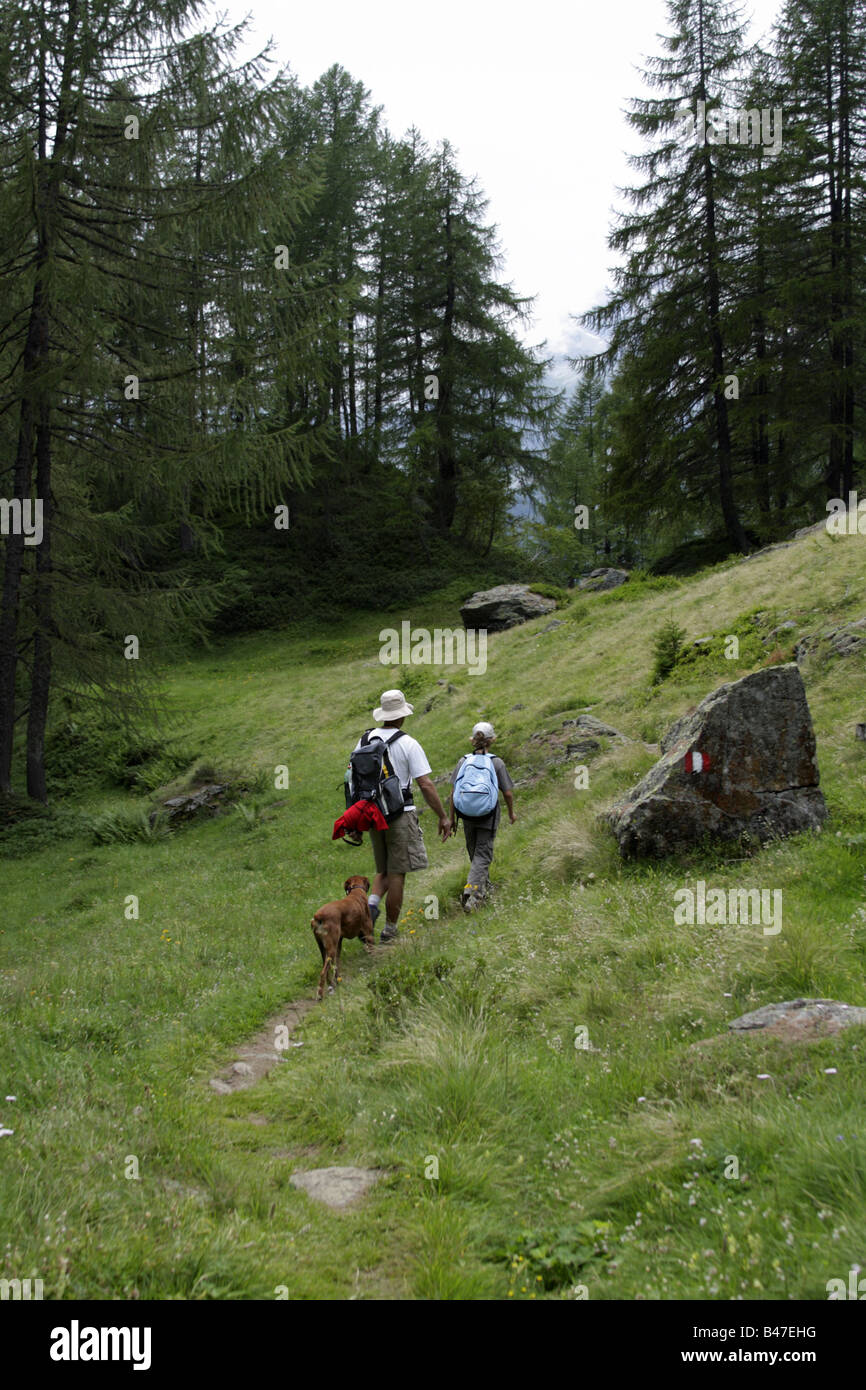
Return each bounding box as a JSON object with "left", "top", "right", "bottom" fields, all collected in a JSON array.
[
  {"left": 374, "top": 689, "right": 415, "bottom": 721},
  {"left": 472, "top": 721, "right": 496, "bottom": 740}
]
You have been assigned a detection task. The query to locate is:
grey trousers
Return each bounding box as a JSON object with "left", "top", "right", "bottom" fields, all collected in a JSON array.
[{"left": 462, "top": 821, "right": 497, "bottom": 898}]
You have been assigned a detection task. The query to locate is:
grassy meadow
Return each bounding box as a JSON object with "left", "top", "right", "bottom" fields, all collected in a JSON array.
[{"left": 1, "top": 528, "right": 865, "bottom": 1300}]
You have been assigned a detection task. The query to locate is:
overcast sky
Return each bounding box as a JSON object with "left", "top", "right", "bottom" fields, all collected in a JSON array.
[{"left": 220, "top": 0, "right": 785, "bottom": 384}]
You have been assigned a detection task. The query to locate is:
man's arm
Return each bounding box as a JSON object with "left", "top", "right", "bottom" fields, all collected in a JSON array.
[
  {"left": 416, "top": 773, "right": 453, "bottom": 840},
  {"left": 504, "top": 788, "right": 516, "bottom": 823}
]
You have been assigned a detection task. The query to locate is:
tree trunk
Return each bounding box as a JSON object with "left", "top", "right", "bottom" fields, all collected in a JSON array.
[
  {"left": 434, "top": 206, "right": 457, "bottom": 533},
  {"left": 347, "top": 310, "right": 358, "bottom": 438},
  {"left": 373, "top": 244, "right": 385, "bottom": 445},
  {"left": 26, "top": 403, "right": 52, "bottom": 802},
  {"left": 697, "top": 0, "right": 748, "bottom": 554},
  {"left": 0, "top": 391, "right": 36, "bottom": 792},
  {"left": 701, "top": 164, "right": 747, "bottom": 551},
  {"left": 15, "top": 0, "right": 81, "bottom": 797}
]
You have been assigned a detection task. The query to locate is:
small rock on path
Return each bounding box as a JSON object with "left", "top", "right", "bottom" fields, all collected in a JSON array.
[{"left": 290, "top": 1166, "right": 385, "bottom": 1209}]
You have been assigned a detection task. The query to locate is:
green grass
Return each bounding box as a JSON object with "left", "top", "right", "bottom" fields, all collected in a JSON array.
[{"left": 1, "top": 529, "right": 865, "bottom": 1299}]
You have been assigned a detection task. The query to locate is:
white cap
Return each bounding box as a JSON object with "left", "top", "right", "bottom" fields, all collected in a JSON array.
[{"left": 472, "top": 721, "right": 495, "bottom": 740}]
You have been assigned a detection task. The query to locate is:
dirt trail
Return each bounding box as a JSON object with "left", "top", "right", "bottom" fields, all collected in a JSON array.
[
  {"left": 206, "top": 935, "right": 396, "bottom": 1095},
  {"left": 208, "top": 998, "right": 316, "bottom": 1093}
]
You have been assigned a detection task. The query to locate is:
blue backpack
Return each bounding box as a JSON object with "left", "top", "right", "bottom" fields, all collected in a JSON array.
[{"left": 453, "top": 753, "right": 499, "bottom": 818}]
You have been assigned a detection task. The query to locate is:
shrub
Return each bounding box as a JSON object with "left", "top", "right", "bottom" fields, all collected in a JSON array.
[
  {"left": 365, "top": 953, "right": 456, "bottom": 1023},
  {"left": 45, "top": 717, "right": 129, "bottom": 793},
  {"left": 86, "top": 808, "right": 170, "bottom": 845},
  {"left": 0, "top": 797, "right": 82, "bottom": 857},
  {"left": 528, "top": 582, "right": 569, "bottom": 606},
  {"left": 44, "top": 716, "right": 197, "bottom": 796},
  {"left": 603, "top": 570, "right": 681, "bottom": 602},
  {"left": 651, "top": 619, "right": 687, "bottom": 684},
  {"left": 493, "top": 1221, "right": 613, "bottom": 1292},
  {"left": 764, "top": 645, "right": 790, "bottom": 666}
]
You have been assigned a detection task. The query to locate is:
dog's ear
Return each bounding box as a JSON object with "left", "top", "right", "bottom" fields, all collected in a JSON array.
[
  {"left": 362, "top": 877, "right": 370, "bottom": 894},
  {"left": 343, "top": 878, "right": 353, "bottom": 895}
]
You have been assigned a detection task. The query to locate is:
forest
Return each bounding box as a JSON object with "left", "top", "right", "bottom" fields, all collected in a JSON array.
[{"left": 0, "top": 0, "right": 863, "bottom": 800}]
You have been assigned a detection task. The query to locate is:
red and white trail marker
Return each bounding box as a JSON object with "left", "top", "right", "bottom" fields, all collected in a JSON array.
[{"left": 684, "top": 750, "right": 711, "bottom": 773}]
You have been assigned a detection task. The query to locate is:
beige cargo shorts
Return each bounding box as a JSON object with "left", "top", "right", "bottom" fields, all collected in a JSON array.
[{"left": 369, "top": 810, "right": 428, "bottom": 875}]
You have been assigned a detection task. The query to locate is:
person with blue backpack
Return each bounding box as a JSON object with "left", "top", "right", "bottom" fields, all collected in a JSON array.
[{"left": 449, "top": 721, "right": 515, "bottom": 911}]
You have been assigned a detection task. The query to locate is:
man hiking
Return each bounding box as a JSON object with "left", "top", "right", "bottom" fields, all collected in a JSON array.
[
  {"left": 449, "top": 721, "right": 515, "bottom": 911},
  {"left": 354, "top": 689, "right": 451, "bottom": 943}
]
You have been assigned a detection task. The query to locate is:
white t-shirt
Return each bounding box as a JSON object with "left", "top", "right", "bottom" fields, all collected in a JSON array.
[{"left": 353, "top": 727, "right": 431, "bottom": 812}]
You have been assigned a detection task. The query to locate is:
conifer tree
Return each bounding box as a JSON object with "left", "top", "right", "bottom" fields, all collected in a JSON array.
[
  {"left": 583, "top": 0, "right": 755, "bottom": 553},
  {"left": 0, "top": 0, "right": 332, "bottom": 799},
  {"left": 772, "top": 0, "right": 866, "bottom": 502}
]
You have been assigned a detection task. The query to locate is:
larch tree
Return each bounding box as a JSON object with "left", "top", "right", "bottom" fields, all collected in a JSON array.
[
  {"left": 773, "top": 0, "right": 866, "bottom": 503},
  {"left": 0, "top": 0, "right": 332, "bottom": 800},
  {"left": 583, "top": 0, "right": 755, "bottom": 554}
]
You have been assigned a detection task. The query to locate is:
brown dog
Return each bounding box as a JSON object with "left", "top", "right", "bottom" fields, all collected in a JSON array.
[{"left": 311, "top": 876, "right": 374, "bottom": 1002}]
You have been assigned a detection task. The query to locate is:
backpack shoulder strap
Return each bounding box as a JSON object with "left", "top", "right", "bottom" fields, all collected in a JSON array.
[
  {"left": 380, "top": 727, "right": 406, "bottom": 775},
  {"left": 364, "top": 728, "right": 405, "bottom": 747}
]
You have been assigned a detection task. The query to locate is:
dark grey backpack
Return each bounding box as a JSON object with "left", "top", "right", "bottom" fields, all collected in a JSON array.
[{"left": 347, "top": 730, "right": 409, "bottom": 822}]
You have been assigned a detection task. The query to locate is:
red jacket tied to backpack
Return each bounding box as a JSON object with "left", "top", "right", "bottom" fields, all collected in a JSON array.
[{"left": 332, "top": 799, "right": 389, "bottom": 840}]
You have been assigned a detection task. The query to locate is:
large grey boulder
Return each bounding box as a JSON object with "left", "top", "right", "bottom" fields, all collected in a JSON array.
[
  {"left": 729, "top": 999, "right": 866, "bottom": 1039},
  {"left": 577, "top": 568, "right": 629, "bottom": 592},
  {"left": 604, "top": 665, "right": 826, "bottom": 857},
  {"left": 459, "top": 584, "right": 556, "bottom": 632}
]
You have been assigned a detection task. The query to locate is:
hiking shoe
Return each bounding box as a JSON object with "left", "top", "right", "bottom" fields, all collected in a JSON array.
[{"left": 380, "top": 923, "right": 399, "bottom": 944}]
